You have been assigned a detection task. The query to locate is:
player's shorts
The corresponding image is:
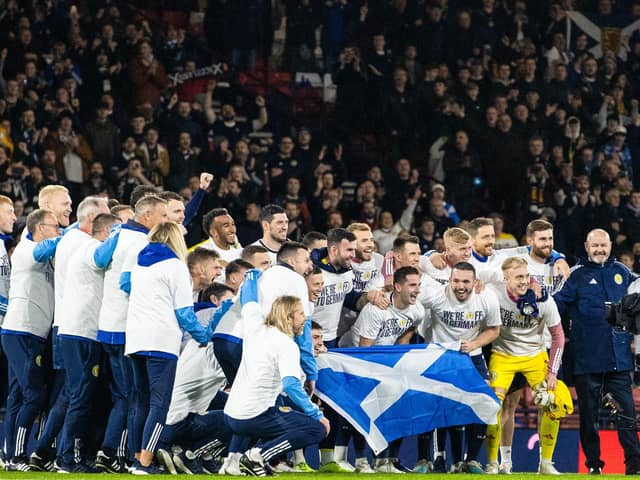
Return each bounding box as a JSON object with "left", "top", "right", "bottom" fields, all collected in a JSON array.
[
  {"left": 488, "top": 350, "right": 548, "bottom": 400},
  {"left": 507, "top": 373, "right": 528, "bottom": 394},
  {"left": 471, "top": 353, "right": 489, "bottom": 380}
]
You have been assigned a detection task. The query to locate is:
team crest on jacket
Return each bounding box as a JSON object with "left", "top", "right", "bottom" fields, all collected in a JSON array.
[
  {"left": 92, "top": 365, "right": 100, "bottom": 377},
  {"left": 614, "top": 273, "right": 623, "bottom": 285},
  {"left": 278, "top": 406, "right": 292, "bottom": 413},
  {"left": 35, "top": 355, "right": 42, "bottom": 367}
]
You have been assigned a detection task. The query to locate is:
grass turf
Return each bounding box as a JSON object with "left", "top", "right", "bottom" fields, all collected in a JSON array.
[{"left": 0, "top": 474, "right": 630, "bottom": 479}]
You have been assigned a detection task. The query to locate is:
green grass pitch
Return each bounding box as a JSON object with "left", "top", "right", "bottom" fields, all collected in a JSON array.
[{"left": 0, "top": 474, "right": 629, "bottom": 479}]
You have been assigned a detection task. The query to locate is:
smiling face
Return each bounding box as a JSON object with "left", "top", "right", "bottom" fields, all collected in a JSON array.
[
  {"left": 353, "top": 228, "right": 374, "bottom": 262},
  {"left": 211, "top": 214, "right": 237, "bottom": 247},
  {"left": 504, "top": 264, "right": 530, "bottom": 297},
  {"left": 449, "top": 268, "right": 475, "bottom": 302},
  {"left": 395, "top": 273, "right": 421, "bottom": 305},
  {"left": 585, "top": 229, "right": 611, "bottom": 265}
]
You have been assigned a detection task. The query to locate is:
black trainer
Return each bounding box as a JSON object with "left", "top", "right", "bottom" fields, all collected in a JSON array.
[
  {"left": 28, "top": 452, "right": 55, "bottom": 472},
  {"left": 96, "top": 450, "right": 126, "bottom": 473},
  {"left": 6, "top": 456, "right": 30, "bottom": 472},
  {"left": 240, "top": 452, "right": 268, "bottom": 477}
]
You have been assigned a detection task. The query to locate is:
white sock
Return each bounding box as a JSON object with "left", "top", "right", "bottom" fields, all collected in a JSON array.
[
  {"left": 435, "top": 451, "right": 445, "bottom": 458},
  {"left": 334, "top": 446, "right": 348, "bottom": 462},
  {"left": 356, "top": 457, "right": 368, "bottom": 465},
  {"left": 320, "top": 449, "right": 334, "bottom": 465},
  {"left": 500, "top": 446, "right": 512, "bottom": 464},
  {"left": 292, "top": 449, "right": 306, "bottom": 465}
]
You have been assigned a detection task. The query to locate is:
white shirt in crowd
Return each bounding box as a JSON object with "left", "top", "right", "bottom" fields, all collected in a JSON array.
[
  {"left": 125, "top": 254, "right": 195, "bottom": 358},
  {"left": 339, "top": 293, "right": 424, "bottom": 347},
  {"left": 97, "top": 225, "right": 149, "bottom": 343},
  {"left": 2, "top": 236, "right": 54, "bottom": 339},
  {"left": 312, "top": 268, "right": 354, "bottom": 341},
  {"left": 419, "top": 275, "right": 501, "bottom": 356},
  {"left": 58, "top": 237, "right": 106, "bottom": 341},
  {"left": 489, "top": 284, "right": 561, "bottom": 357},
  {"left": 224, "top": 324, "right": 301, "bottom": 420}
]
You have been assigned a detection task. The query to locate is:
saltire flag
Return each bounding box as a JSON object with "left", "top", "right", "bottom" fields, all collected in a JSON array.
[
  {"left": 315, "top": 343, "right": 500, "bottom": 454},
  {"left": 566, "top": 11, "right": 640, "bottom": 59}
]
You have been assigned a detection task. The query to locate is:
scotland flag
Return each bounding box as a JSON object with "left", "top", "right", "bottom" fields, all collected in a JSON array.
[{"left": 315, "top": 343, "right": 500, "bottom": 454}]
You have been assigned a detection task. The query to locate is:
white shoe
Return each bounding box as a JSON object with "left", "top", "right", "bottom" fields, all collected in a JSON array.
[
  {"left": 271, "top": 462, "right": 294, "bottom": 473},
  {"left": 376, "top": 459, "right": 405, "bottom": 474},
  {"left": 355, "top": 458, "right": 376, "bottom": 473},
  {"left": 450, "top": 461, "right": 467, "bottom": 473},
  {"left": 219, "top": 454, "right": 245, "bottom": 476},
  {"left": 499, "top": 461, "right": 513, "bottom": 474},
  {"left": 538, "top": 460, "right": 561, "bottom": 475},
  {"left": 485, "top": 461, "right": 500, "bottom": 474},
  {"left": 336, "top": 460, "right": 356, "bottom": 472}
]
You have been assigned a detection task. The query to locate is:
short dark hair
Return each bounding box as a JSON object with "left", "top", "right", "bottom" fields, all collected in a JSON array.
[
  {"left": 201, "top": 282, "right": 234, "bottom": 303},
  {"left": 327, "top": 228, "right": 356, "bottom": 247},
  {"left": 226, "top": 258, "right": 254, "bottom": 275},
  {"left": 241, "top": 245, "right": 269, "bottom": 261},
  {"left": 277, "top": 241, "right": 308, "bottom": 262},
  {"left": 311, "top": 321, "right": 322, "bottom": 330},
  {"left": 92, "top": 213, "right": 119, "bottom": 236},
  {"left": 306, "top": 265, "right": 322, "bottom": 277},
  {"left": 187, "top": 247, "right": 220, "bottom": 271},
  {"left": 259, "top": 204, "right": 286, "bottom": 224},
  {"left": 129, "top": 185, "right": 158, "bottom": 208},
  {"left": 394, "top": 266, "right": 420, "bottom": 284},
  {"left": 526, "top": 219, "right": 553, "bottom": 237},
  {"left": 451, "top": 261, "right": 476, "bottom": 277},
  {"left": 466, "top": 217, "right": 494, "bottom": 238},
  {"left": 302, "top": 231, "right": 327, "bottom": 248},
  {"left": 159, "top": 191, "right": 183, "bottom": 202},
  {"left": 392, "top": 235, "right": 420, "bottom": 253},
  {"left": 202, "top": 208, "right": 231, "bottom": 235}
]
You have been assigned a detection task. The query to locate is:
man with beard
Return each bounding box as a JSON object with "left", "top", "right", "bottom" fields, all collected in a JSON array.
[
  {"left": 418, "top": 262, "right": 501, "bottom": 474},
  {"left": 194, "top": 208, "right": 242, "bottom": 279},
  {"left": 340, "top": 267, "right": 424, "bottom": 474},
  {"left": 251, "top": 204, "right": 288, "bottom": 264},
  {"left": 339, "top": 223, "right": 388, "bottom": 335}
]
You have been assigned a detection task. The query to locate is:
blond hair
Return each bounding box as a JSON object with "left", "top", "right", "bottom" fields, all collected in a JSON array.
[
  {"left": 38, "top": 185, "right": 69, "bottom": 208},
  {"left": 347, "top": 223, "right": 372, "bottom": 234},
  {"left": 148, "top": 222, "right": 187, "bottom": 262},
  {"left": 501, "top": 256, "right": 528, "bottom": 272},
  {"left": 444, "top": 227, "right": 471, "bottom": 246},
  {"left": 0, "top": 195, "right": 13, "bottom": 207},
  {"left": 265, "top": 295, "right": 302, "bottom": 338}
]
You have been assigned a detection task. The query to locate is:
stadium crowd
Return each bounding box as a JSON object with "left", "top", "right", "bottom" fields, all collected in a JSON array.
[{"left": 1, "top": 0, "right": 640, "bottom": 476}]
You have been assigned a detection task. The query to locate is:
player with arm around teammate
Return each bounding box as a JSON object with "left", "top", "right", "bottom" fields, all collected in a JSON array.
[
  {"left": 419, "top": 262, "right": 501, "bottom": 474},
  {"left": 484, "top": 257, "right": 571, "bottom": 475}
]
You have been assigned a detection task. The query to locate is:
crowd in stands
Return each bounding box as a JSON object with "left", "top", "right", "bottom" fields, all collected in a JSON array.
[{"left": 1, "top": 0, "right": 640, "bottom": 267}]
